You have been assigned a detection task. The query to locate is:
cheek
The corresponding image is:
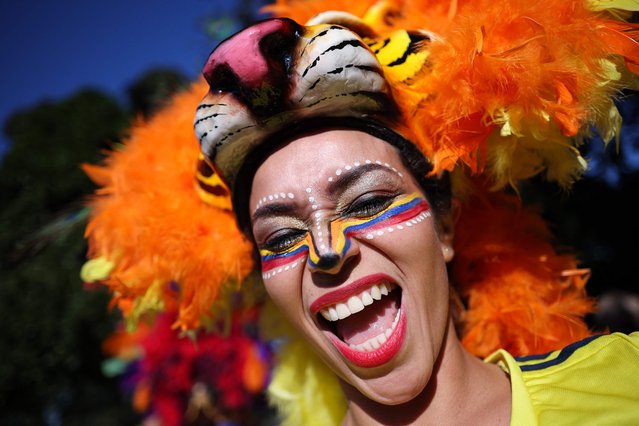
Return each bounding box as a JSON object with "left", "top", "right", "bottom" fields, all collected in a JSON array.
[
  {"left": 262, "top": 270, "right": 306, "bottom": 325},
  {"left": 400, "top": 232, "right": 441, "bottom": 266},
  {"left": 364, "top": 217, "right": 448, "bottom": 287}
]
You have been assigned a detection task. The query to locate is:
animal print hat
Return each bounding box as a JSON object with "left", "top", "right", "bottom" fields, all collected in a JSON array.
[
  {"left": 83, "top": 1, "right": 639, "bottom": 423},
  {"left": 194, "top": 17, "right": 395, "bottom": 193}
]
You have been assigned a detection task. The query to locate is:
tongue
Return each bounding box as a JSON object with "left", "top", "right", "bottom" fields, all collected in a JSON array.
[{"left": 336, "top": 290, "right": 400, "bottom": 346}]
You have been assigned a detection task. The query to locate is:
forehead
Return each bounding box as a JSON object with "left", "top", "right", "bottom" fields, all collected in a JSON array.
[{"left": 250, "top": 129, "right": 403, "bottom": 194}]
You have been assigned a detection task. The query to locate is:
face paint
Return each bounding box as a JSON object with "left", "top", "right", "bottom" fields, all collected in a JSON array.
[
  {"left": 251, "top": 130, "right": 455, "bottom": 404},
  {"left": 258, "top": 191, "right": 430, "bottom": 279},
  {"left": 327, "top": 192, "right": 430, "bottom": 262},
  {"left": 255, "top": 191, "right": 295, "bottom": 211},
  {"left": 260, "top": 241, "right": 308, "bottom": 280}
]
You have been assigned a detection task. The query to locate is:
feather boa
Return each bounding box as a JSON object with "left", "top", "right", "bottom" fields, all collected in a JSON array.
[
  {"left": 451, "top": 184, "right": 594, "bottom": 357},
  {"left": 267, "top": 0, "right": 639, "bottom": 188},
  {"left": 83, "top": 81, "right": 254, "bottom": 331}
]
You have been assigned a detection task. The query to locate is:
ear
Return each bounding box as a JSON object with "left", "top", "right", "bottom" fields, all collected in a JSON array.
[{"left": 438, "top": 198, "right": 461, "bottom": 263}]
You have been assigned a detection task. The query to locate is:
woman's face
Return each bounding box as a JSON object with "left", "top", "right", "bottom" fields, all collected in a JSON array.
[{"left": 249, "top": 129, "right": 454, "bottom": 404}]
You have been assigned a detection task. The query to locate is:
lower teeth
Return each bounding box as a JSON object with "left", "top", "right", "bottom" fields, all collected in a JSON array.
[{"left": 349, "top": 308, "right": 401, "bottom": 352}]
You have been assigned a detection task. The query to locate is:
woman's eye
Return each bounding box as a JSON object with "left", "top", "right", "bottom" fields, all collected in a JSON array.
[
  {"left": 263, "top": 229, "right": 307, "bottom": 253},
  {"left": 346, "top": 193, "right": 396, "bottom": 218}
]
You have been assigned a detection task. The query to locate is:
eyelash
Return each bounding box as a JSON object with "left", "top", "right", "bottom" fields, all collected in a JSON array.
[
  {"left": 344, "top": 192, "right": 397, "bottom": 218},
  {"left": 263, "top": 229, "right": 307, "bottom": 253},
  {"left": 261, "top": 193, "right": 398, "bottom": 253}
]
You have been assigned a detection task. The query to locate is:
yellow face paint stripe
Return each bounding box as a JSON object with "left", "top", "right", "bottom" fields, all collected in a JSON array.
[
  {"left": 259, "top": 193, "right": 430, "bottom": 274},
  {"left": 330, "top": 193, "right": 429, "bottom": 258}
]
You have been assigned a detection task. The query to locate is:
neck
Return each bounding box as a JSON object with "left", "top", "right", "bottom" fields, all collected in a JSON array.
[{"left": 340, "top": 320, "right": 511, "bottom": 426}]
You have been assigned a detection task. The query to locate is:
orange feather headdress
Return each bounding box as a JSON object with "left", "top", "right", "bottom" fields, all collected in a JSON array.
[{"left": 82, "top": 0, "right": 638, "bottom": 421}]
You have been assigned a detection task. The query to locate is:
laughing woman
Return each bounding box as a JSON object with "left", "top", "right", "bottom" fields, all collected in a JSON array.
[
  {"left": 84, "top": 0, "right": 639, "bottom": 424},
  {"left": 240, "top": 128, "right": 512, "bottom": 425}
]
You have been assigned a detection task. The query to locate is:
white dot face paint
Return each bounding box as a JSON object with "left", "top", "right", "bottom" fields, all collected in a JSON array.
[
  {"left": 256, "top": 191, "right": 296, "bottom": 210},
  {"left": 256, "top": 156, "right": 433, "bottom": 281}
]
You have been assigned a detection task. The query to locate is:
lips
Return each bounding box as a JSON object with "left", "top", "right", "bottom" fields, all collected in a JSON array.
[
  {"left": 317, "top": 281, "right": 394, "bottom": 322},
  {"left": 310, "top": 273, "right": 406, "bottom": 368}
]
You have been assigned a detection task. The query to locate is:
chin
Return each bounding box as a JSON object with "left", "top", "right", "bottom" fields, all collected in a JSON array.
[{"left": 334, "top": 353, "right": 435, "bottom": 409}]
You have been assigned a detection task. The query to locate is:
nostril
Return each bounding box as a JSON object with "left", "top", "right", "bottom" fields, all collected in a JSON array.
[
  {"left": 315, "top": 253, "right": 341, "bottom": 270},
  {"left": 204, "top": 63, "right": 239, "bottom": 94},
  {"left": 202, "top": 18, "right": 302, "bottom": 117},
  {"left": 203, "top": 19, "right": 291, "bottom": 86},
  {"left": 259, "top": 21, "right": 300, "bottom": 73}
]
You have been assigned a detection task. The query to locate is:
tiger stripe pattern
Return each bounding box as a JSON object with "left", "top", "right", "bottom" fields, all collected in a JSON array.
[{"left": 194, "top": 18, "right": 393, "bottom": 190}]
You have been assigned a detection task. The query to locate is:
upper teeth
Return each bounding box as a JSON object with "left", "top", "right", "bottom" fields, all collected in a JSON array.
[{"left": 319, "top": 282, "right": 396, "bottom": 322}]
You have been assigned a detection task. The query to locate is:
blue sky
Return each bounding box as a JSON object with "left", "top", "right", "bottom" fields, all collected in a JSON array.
[{"left": 0, "top": 0, "right": 261, "bottom": 156}]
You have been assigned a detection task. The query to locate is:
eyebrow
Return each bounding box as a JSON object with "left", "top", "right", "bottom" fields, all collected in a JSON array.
[
  {"left": 251, "top": 163, "right": 399, "bottom": 222},
  {"left": 252, "top": 201, "right": 299, "bottom": 222},
  {"left": 327, "top": 163, "right": 394, "bottom": 195}
]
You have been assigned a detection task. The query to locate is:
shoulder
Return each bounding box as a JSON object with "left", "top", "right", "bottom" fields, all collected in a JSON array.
[{"left": 486, "top": 332, "right": 639, "bottom": 425}]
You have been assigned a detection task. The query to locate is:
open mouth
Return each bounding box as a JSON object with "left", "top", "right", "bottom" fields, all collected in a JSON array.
[{"left": 310, "top": 274, "right": 406, "bottom": 368}]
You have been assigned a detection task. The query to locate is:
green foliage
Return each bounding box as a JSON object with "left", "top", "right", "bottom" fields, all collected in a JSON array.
[
  {"left": 0, "top": 68, "right": 187, "bottom": 423},
  {"left": 0, "top": 90, "right": 134, "bottom": 423},
  {"left": 127, "top": 69, "right": 188, "bottom": 118},
  {"left": 0, "top": 226, "right": 136, "bottom": 424},
  {"left": 0, "top": 91, "right": 128, "bottom": 259}
]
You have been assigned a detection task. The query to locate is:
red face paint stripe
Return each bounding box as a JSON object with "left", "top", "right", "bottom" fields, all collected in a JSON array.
[
  {"left": 330, "top": 195, "right": 430, "bottom": 257},
  {"left": 346, "top": 199, "right": 429, "bottom": 237},
  {"left": 260, "top": 245, "right": 308, "bottom": 272}
]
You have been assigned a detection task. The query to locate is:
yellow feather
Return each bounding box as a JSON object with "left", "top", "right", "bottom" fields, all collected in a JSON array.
[
  {"left": 128, "top": 279, "right": 165, "bottom": 331},
  {"left": 588, "top": 0, "right": 639, "bottom": 11},
  {"left": 268, "top": 338, "right": 346, "bottom": 426},
  {"left": 260, "top": 302, "right": 346, "bottom": 426},
  {"left": 80, "top": 256, "right": 115, "bottom": 282}
]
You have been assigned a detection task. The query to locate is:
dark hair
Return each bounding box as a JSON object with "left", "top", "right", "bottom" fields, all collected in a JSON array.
[{"left": 232, "top": 116, "right": 452, "bottom": 235}]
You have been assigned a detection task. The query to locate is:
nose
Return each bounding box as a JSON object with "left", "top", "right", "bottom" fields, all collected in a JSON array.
[
  {"left": 202, "top": 18, "right": 301, "bottom": 116},
  {"left": 307, "top": 221, "right": 360, "bottom": 275},
  {"left": 314, "top": 253, "right": 341, "bottom": 270}
]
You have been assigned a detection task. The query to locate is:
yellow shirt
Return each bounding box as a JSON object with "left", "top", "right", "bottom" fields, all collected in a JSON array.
[{"left": 485, "top": 332, "right": 639, "bottom": 425}]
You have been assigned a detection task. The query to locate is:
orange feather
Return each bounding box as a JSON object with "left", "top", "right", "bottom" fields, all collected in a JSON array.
[
  {"left": 451, "top": 183, "right": 594, "bottom": 357},
  {"left": 83, "top": 80, "right": 254, "bottom": 331}
]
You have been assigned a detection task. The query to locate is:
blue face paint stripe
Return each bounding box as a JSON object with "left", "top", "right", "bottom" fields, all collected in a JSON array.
[
  {"left": 328, "top": 196, "right": 428, "bottom": 261},
  {"left": 261, "top": 243, "right": 309, "bottom": 262},
  {"left": 341, "top": 197, "right": 423, "bottom": 234},
  {"left": 261, "top": 195, "right": 428, "bottom": 271}
]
